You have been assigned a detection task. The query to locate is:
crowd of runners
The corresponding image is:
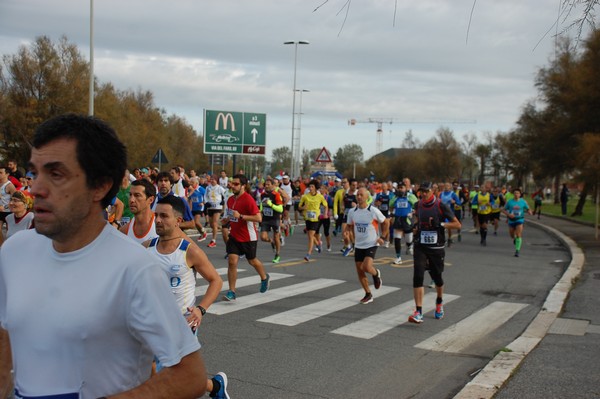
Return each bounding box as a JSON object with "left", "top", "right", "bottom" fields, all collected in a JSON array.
[{"left": 0, "top": 114, "right": 536, "bottom": 399}]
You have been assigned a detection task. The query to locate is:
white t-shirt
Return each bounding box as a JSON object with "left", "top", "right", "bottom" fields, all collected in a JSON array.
[
  {"left": 0, "top": 224, "right": 200, "bottom": 398},
  {"left": 346, "top": 205, "right": 386, "bottom": 249},
  {"left": 205, "top": 184, "right": 227, "bottom": 210},
  {"left": 5, "top": 212, "right": 34, "bottom": 239}
]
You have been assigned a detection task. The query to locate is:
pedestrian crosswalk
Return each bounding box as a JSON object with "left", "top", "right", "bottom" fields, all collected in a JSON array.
[
  {"left": 195, "top": 269, "right": 529, "bottom": 351},
  {"left": 332, "top": 293, "right": 460, "bottom": 339}
]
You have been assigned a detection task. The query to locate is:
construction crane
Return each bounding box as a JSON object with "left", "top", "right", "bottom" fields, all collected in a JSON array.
[{"left": 348, "top": 117, "right": 477, "bottom": 155}]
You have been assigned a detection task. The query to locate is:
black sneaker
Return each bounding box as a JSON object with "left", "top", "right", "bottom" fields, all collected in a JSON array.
[
  {"left": 373, "top": 269, "right": 382, "bottom": 289},
  {"left": 360, "top": 292, "right": 373, "bottom": 304}
]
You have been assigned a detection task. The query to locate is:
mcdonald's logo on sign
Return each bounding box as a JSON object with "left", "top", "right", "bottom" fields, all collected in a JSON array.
[{"left": 215, "top": 112, "right": 236, "bottom": 132}]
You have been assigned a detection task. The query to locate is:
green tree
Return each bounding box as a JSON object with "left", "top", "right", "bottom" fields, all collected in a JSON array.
[
  {"left": 0, "top": 35, "right": 89, "bottom": 163},
  {"left": 270, "top": 146, "right": 291, "bottom": 175},
  {"left": 333, "top": 144, "right": 363, "bottom": 176}
]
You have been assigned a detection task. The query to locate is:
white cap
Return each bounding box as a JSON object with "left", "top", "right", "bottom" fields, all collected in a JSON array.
[
  {"left": 335, "top": 177, "right": 341, "bottom": 182},
  {"left": 283, "top": 175, "right": 290, "bottom": 179}
]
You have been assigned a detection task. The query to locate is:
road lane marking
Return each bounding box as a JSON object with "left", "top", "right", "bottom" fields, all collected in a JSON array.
[
  {"left": 258, "top": 286, "right": 400, "bottom": 326},
  {"left": 195, "top": 272, "right": 292, "bottom": 297},
  {"left": 415, "top": 301, "right": 528, "bottom": 353},
  {"left": 331, "top": 293, "right": 460, "bottom": 339},
  {"left": 208, "top": 278, "right": 345, "bottom": 315}
]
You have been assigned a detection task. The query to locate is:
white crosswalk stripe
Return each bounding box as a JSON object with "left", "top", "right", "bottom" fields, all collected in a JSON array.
[
  {"left": 414, "top": 301, "right": 528, "bottom": 352},
  {"left": 208, "top": 278, "right": 345, "bottom": 315},
  {"left": 196, "top": 269, "right": 529, "bottom": 344},
  {"left": 331, "top": 293, "right": 460, "bottom": 339},
  {"left": 258, "top": 286, "right": 400, "bottom": 326},
  {"left": 195, "top": 271, "right": 291, "bottom": 297}
]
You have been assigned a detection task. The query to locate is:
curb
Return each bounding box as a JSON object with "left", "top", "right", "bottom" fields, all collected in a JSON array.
[{"left": 452, "top": 220, "right": 585, "bottom": 399}]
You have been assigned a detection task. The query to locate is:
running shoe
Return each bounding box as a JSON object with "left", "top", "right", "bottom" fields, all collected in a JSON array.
[
  {"left": 207, "top": 240, "right": 217, "bottom": 248},
  {"left": 408, "top": 310, "right": 423, "bottom": 324},
  {"left": 280, "top": 236, "right": 285, "bottom": 246},
  {"left": 349, "top": 245, "right": 355, "bottom": 254},
  {"left": 493, "top": 231, "right": 498, "bottom": 236},
  {"left": 384, "top": 241, "right": 390, "bottom": 248},
  {"left": 327, "top": 245, "right": 332, "bottom": 252},
  {"left": 212, "top": 372, "right": 230, "bottom": 399},
  {"left": 342, "top": 246, "right": 352, "bottom": 257},
  {"left": 223, "top": 290, "right": 236, "bottom": 301},
  {"left": 259, "top": 274, "right": 270, "bottom": 293},
  {"left": 393, "top": 256, "right": 402, "bottom": 265},
  {"left": 272, "top": 255, "right": 281, "bottom": 264},
  {"left": 316, "top": 244, "right": 322, "bottom": 253},
  {"left": 360, "top": 292, "right": 373, "bottom": 304},
  {"left": 332, "top": 229, "right": 337, "bottom": 237},
  {"left": 435, "top": 303, "right": 444, "bottom": 319},
  {"left": 197, "top": 232, "right": 208, "bottom": 242},
  {"left": 373, "top": 269, "right": 382, "bottom": 289},
  {"left": 304, "top": 254, "right": 310, "bottom": 262},
  {"left": 514, "top": 250, "right": 520, "bottom": 257},
  {"left": 407, "top": 246, "right": 414, "bottom": 255},
  {"left": 428, "top": 280, "right": 435, "bottom": 288},
  {"left": 458, "top": 233, "right": 462, "bottom": 242},
  {"left": 290, "top": 225, "right": 295, "bottom": 235}
]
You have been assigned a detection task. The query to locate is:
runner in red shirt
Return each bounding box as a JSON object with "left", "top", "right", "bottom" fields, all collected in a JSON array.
[{"left": 221, "top": 174, "right": 270, "bottom": 301}]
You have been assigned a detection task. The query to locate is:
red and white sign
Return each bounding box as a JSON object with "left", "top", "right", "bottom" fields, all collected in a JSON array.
[{"left": 315, "top": 147, "right": 332, "bottom": 163}]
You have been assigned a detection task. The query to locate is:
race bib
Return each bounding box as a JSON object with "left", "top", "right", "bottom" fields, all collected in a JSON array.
[
  {"left": 420, "top": 231, "right": 438, "bottom": 245},
  {"left": 380, "top": 204, "right": 388, "bottom": 211},
  {"left": 398, "top": 201, "right": 408, "bottom": 208},
  {"left": 512, "top": 209, "right": 522, "bottom": 217},
  {"left": 227, "top": 209, "right": 238, "bottom": 222},
  {"left": 479, "top": 205, "right": 487, "bottom": 211},
  {"left": 263, "top": 207, "right": 273, "bottom": 217},
  {"left": 307, "top": 211, "right": 317, "bottom": 219}
]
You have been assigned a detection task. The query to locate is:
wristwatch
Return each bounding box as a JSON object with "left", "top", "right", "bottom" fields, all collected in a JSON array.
[{"left": 197, "top": 305, "right": 206, "bottom": 316}]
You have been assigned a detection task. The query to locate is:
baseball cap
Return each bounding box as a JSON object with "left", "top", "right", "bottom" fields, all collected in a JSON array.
[
  {"left": 335, "top": 177, "right": 341, "bottom": 182},
  {"left": 283, "top": 175, "right": 290, "bottom": 179}
]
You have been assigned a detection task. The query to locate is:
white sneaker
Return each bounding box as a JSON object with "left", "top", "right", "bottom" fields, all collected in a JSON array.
[
  {"left": 384, "top": 241, "right": 390, "bottom": 248},
  {"left": 407, "top": 246, "right": 414, "bottom": 255},
  {"left": 428, "top": 280, "right": 435, "bottom": 288},
  {"left": 393, "top": 256, "right": 402, "bottom": 265}
]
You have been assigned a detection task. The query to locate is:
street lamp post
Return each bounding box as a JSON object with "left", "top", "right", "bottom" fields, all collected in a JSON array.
[
  {"left": 284, "top": 40, "right": 309, "bottom": 179},
  {"left": 294, "top": 89, "right": 309, "bottom": 178},
  {"left": 89, "top": 0, "right": 94, "bottom": 116}
]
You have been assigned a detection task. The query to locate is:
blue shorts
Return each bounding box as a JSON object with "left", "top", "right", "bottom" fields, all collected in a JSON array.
[{"left": 508, "top": 220, "right": 524, "bottom": 228}]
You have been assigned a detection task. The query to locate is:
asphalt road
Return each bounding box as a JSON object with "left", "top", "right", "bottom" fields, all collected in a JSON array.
[{"left": 189, "top": 219, "right": 570, "bottom": 399}]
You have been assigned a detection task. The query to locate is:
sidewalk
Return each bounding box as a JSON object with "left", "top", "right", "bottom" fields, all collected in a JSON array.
[{"left": 454, "top": 215, "right": 600, "bottom": 399}]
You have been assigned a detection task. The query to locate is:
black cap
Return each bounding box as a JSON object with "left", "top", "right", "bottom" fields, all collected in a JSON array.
[{"left": 420, "top": 182, "right": 433, "bottom": 191}]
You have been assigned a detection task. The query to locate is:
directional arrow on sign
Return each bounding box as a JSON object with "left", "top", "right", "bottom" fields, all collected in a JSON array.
[{"left": 251, "top": 128, "right": 258, "bottom": 143}]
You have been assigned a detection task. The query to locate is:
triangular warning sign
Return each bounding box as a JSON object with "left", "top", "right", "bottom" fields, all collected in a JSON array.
[{"left": 315, "top": 147, "right": 332, "bottom": 163}]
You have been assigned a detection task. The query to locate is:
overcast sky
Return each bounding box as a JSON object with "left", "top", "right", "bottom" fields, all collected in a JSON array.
[{"left": 0, "top": 0, "right": 591, "bottom": 161}]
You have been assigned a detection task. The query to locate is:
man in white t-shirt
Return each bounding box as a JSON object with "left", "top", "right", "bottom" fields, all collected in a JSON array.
[
  {"left": 345, "top": 187, "right": 389, "bottom": 305},
  {"left": 0, "top": 114, "right": 206, "bottom": 398}
]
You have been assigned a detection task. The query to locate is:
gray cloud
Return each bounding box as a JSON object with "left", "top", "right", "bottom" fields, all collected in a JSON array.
[{"left": 0, "top": 0, "right": 590, "bottom": 160}]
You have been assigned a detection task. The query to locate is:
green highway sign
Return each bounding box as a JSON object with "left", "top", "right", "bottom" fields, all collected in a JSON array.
[{"left": 204, "top": 109, "right": 266, "bottom": 155}]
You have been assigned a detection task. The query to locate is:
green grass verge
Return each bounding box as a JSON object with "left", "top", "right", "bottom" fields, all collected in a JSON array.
[{"left": 535, "top": 198, "right": 598, "bottom": 224}]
